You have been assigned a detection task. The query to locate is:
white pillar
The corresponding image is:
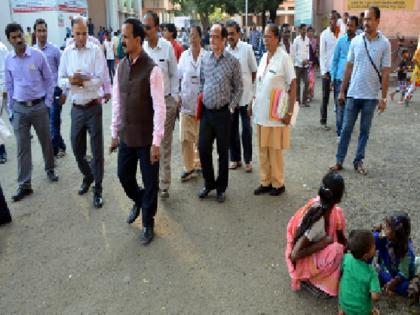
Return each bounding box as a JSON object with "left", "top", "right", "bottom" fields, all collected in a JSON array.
[{"left": 106, "top": 0, "right": 119, "bottom": 31}]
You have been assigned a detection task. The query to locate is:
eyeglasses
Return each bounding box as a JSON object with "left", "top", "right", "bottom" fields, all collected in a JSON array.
[{"left": 144, "top": 25, "right": 152, "bottom": 31}]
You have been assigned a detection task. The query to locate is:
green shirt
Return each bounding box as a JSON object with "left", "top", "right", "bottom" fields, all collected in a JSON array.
[{"left": 339, "top": 253, "right": 381, "bottom": 315}]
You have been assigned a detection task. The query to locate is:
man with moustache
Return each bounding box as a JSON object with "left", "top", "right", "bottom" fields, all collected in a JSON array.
[
  {"left": 198, "top": 23, "right": 243, "bottom": 202},
  {"left": 58, "top": 16, "right": 107, "bottom": 208},
  {"left": 143, "top": 11, "right": 179, "bottom": 199},
  {"left": 225, "top": 20, "right": 257, "bottom": 173},
  {"left": 330, "top": 7, "right": 391, "bottom": 175},
  {"left": 331, "top": 16, "right": 359, "bottom": 139},
  {"left": 33, "top": 18, "right": 67, "bottom": 158},
  {"left": 4, "top": 23, "right": 58, "bottom": 202},
  {"left": 110, "top": 18, "right": 165, "bottom": 245}
]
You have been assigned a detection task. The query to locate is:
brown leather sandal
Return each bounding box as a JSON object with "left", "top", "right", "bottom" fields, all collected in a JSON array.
[{"left": 329, "top": 163, "right": 343, "bottom": 171}]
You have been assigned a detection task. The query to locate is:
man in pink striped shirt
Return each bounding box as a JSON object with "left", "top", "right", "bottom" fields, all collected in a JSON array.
[{"left": 110, "top": 18, "right": 165, "bottom": 245}]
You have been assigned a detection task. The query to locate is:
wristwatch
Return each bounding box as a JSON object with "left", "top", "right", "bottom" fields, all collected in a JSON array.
[
  {"left": 382, "top": 98, "right": 387, "bottom": 103},
  {"left": 286, "top": 112, "right": 293, "bottom": 116}
]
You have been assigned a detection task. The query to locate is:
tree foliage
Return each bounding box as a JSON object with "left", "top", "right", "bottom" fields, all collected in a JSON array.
[{"left": 173, "top": 0, "right": 284, "bottom": 29}]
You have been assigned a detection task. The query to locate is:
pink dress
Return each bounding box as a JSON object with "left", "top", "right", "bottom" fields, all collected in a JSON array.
[{"left": 285, "top": 197, "right": 346, "bottom": 296}]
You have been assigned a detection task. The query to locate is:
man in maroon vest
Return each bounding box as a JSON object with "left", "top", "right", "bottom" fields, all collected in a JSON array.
[{"left": 110, "top": 18, "right": 166, "bottom": 245}]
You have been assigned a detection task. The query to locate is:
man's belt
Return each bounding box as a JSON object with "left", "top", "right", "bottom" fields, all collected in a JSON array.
[
  {"left": 204, "top": 104, "right": 229, "bottom": 112},
  {"left": 16, "top": 97, "right": 45, "bottom": 107},
  {"left": 73, "top": 99, "right": 100, "bottom": 109}
]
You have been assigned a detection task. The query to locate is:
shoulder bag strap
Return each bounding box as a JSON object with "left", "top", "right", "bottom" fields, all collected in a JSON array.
[{"left": 363, "top": 35, "right": 382, "bottom": 85}]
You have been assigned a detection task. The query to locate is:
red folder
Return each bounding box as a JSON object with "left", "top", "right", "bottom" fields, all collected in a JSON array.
[{"left": 196, "top": 93, "right": 203, "bottom": 120}]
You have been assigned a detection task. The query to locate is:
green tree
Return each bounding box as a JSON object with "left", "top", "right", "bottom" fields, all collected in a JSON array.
[
  {"left": 236, "top": 0, "right": 284, "bottom": 27},
  {"left": 173, "top": 0, "right": 224, "bottom": 31}
]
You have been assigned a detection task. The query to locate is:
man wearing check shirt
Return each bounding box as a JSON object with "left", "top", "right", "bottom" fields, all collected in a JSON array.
[
  {"left": 58, "top": 16, "right": 107, "bottom": 208},
  {"left": 143, "top": 11, "right": 179, "bottom": 199},
  {"left": 5, "top": 23, "right": 58, "bottom": 202}
]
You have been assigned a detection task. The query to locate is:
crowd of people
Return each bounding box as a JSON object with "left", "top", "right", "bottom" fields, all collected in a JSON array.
[{"left": 0, "top": 5, "right": 419, "bottom": 313}]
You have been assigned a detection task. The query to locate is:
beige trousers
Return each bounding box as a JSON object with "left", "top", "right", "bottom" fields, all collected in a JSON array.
[
  {"left": 257, "top": 125, "right": 290, "bottom": 188},
  {"left": 160, "top": 96, "right": 178, "bottom": 190},
  {"left": 180, "top": 113, "right": 200, "bottom": 172}
]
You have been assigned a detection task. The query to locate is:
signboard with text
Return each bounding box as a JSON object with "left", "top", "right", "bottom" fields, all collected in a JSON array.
[
  {"left": 348, "top": 0, "right": 415, "bottom": 10},
  {"left": 11, "top": 0, "right": 87, "bottom": 13},
  {"left": 11, "top": 0, "right": 56, "bottom": 12}
]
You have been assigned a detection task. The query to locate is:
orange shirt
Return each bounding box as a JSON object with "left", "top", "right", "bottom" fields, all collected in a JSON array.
[{"left": 170, "top": 39, "right": 184, "bottom": 62}]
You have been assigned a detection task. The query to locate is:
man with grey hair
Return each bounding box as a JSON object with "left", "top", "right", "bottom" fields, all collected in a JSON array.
[
  {"left": 58, "top": 16, "right": 107, "bottom": 208},
  {"left": 198, "top": 23, "right": 243, "bottom": 202}
]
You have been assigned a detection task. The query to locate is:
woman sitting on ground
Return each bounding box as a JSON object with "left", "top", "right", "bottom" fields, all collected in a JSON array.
[{"left": 285, "top": 171, "right": 347, "bottom": 298}]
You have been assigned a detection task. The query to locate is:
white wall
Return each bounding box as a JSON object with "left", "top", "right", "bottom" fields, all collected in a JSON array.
[{"left": 0, "top": 0, "right": 13, "bottom": 49}]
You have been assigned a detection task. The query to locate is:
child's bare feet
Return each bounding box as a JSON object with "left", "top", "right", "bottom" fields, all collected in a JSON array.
[{"left": 372, "top": 306, "right": 380, "bottom": 315}]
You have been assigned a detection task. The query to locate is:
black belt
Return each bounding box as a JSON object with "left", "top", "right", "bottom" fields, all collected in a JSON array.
[
  {"left": 73, "top": 99, "right": 100, "bottom": 109},
  {"left": 204, "top": 104, "right": 229, "bottom": 112},
  {"left": 16, "top": 97, "right": 45, "bottom": 106}
]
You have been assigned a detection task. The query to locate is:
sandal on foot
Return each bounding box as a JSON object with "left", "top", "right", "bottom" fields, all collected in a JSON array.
[
  {"left": 329, "top": 163, "right": 343, "bottom": 172},
  {"left": 229, "top": 161, "right": 242, "bottom": 170},
  {"left": 354, "top": 162, "right": 368, "bottom": 175}
]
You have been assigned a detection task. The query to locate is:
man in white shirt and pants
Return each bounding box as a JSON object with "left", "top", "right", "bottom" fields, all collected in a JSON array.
[
  {"left": 292, "top": 24, "right": 310, "bottom": 107},
  {"left": 319, "top": 13, "right": 337, "bottom": 130},
  {"left": 58, "top": 16, "right": 107, "bottom": 208},
  {"left": 319, "top": 12, "right": 339, "bottom": 130},
  {"left": 226, "top": 20, "right": 257, "bottom": 172},
  {"left": 143, "top": 11, "right": 179, "bottom": 199}
]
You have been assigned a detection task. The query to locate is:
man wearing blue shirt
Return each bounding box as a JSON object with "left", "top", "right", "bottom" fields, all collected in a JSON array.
[
  {"left": 330, "top": 16, "right": 358, "bottom": 139},
  {"left": 330, "top": 7, "right": 391, "bottom": 176},
  {"left": 33, "top": 19, "right": 67, "bottom": 158}
]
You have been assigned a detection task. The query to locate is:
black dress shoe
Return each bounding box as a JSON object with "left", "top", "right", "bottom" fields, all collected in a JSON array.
[
  {"left": 127, "top": 204, "right": 140, "bottom": 224},
  {"left": 47, "top": 170, "right": 59, "bottom": 182},
  {"left": 78, "top": 178, "right": 93, "bottom": 195},
  {"left": 12, "top": 187, "right": 33, "bottom": 202},
  {"left": 0, "top": 213, "right": 12, "bottom": 226},
  {"left": 141, "top": 226, "right": 154, "bottom": 245},
  {"left": 254, "top": 185, "right": 272, "bottom": 195},
  {"left": 269, "top": 186, "right": 286, "bottom": 196},
  {"left": 0, "top": 154, "right": 7, "bottom": 164},
  {"left": 198, "top": 187, "right": 214, "bottom": 199},
  {"left": 93, "top": 193, "right": 103, "bottom": 208},
  {"left": 216, "top": 192, "right": 225, "bottom": 203}
]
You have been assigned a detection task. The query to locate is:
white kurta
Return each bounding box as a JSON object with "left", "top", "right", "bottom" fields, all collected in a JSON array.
[{"left": 253, "top": 46, "right": 296, "bottom": 127}]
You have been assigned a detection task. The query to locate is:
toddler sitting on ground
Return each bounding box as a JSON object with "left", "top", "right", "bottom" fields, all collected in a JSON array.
[{"left": 339, "top": 230, "right": 380, "bottom": 315}]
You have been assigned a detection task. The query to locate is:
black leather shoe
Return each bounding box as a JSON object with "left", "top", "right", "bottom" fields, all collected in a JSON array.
[
  {"left": 12, "top": 187, "right": 33, "bottom": 202},
  {"left": 78, "top": 178, "right": 93, "bottom": 195},
  {"left": 198, "top": 187, "right": 214, "bottom": 199},
  {"left": 93, "top": 193, "right": 103, "bottom": 208},
  {"left": 141, "top": 226, "right": 154, "bottom": 245},
  {"left": 127, "top": 204, "right": 140, "bottom": 224},
  {"left": 269, "top": 186, "right": 286, "bottom": 196},
  {"left": 47, "top": 170, "right": 59, "bottom": 182},
  {"left": 216, "top": 192, "right": 225, "bottom": 203},
  {"left": 0, "top": 154, "right": 7, "bottom": 164},
  {"left": 0, "top": 213, "right": 12, "bottom": 226},
  {"left": 254, "top": 185, "right": 272, "bottom": 195}
]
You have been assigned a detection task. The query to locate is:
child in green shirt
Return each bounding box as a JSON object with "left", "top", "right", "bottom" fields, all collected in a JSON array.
[{"left": 339, "top": 230, "right": 380, "bottom": 315}]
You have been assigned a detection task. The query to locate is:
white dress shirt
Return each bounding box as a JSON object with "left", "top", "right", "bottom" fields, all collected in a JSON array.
[
  {"left": 144, "top": 37, "right": 179, "bottom": 99},
  {"left": 177, "top": 47, "right": 207, "bottom": 115},
  {"left": 292, "top": 35, "right": 310, "bottom": 68},
  {"left": 320, "top": 27, "right": 338, "bottom": 75},
  {"left": 0, "top": 41, "right": 9, "bottom": 93},
  {"left": 226, "top": 40, "right": 258, "bottom": 106},
  {"left": 58, "top": 41, "right": 106, "bottom": 105}
]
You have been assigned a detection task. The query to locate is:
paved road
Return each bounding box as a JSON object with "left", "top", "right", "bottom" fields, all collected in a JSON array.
[{"left": 0, "top": 81, "right": 419, "bottom": 314}]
